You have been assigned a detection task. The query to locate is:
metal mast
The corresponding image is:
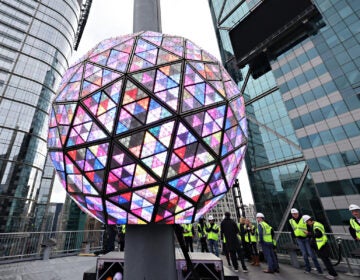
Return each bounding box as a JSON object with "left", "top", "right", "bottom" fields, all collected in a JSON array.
[{"left": 124, "top": 2, "right": 177, "bottom": 280}]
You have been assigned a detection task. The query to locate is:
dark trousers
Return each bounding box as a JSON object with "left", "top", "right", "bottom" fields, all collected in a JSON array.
[
  {"left": 243, "top": 241, "right": 251, "bottom": 260},
  {"left": 234, "top": 242, "right": 247, "bottom": 270},
  {"left": 200, "top": 237, "right": 208, "bottom": 252},
  {"left": 261, "top": 242, "right": 278, "bottom": 272},
  {"left": 317, "top": 244, "right": 337, "bottom": 277},
  {"left": 119, "top": 241, "right": 125, "bottom": 252},
  {"left": 248, "top": 242, "right": 258, "bottom": 256},
  {"left": 224, "top": 243, "right": 240, "bottom": 270},
  {"left": 184, "top": 236, "right": 193, "bottom": 252}
]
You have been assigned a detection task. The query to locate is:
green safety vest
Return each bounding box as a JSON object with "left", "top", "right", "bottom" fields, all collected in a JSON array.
[
  {"left": 313, "top": 221, "right": 327, "bottom": 250},
  {"left": 207, "top": 223, "right": 219, "bottom": 241},
  {"left": 183, "top": 224, "right": 193, "bottom": 237},
  {"left": 237, "top": 223, "right": 245, "bottom": 240},
  {"left": 289, "top": 218, "right": 307, "bottom": 238},
  {"left": 244, "top": 225, "right": 257, "bottom": 243},
  {"left": 197, "top": 224, "right": 206, "bottom": 238},
  {"left": 121, "top": 225, "right": 126, "bottom": 234},
  {"left": 350, "top": 218, "right": 360, "bottom": 239},
  {"left": 259, "top": 221, "right": 273, "bottom": 243}
]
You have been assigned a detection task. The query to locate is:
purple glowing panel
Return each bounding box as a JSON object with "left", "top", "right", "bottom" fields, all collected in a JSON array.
[{"left": 48, "top": 31, "right": 247, "bottom": 224}]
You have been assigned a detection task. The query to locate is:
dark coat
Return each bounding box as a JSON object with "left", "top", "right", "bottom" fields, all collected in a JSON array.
[{"left": 221, "top": 217, "right": 241, "bottom": 249}]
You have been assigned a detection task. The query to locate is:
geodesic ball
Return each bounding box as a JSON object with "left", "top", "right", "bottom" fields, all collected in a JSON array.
[{"left": 48, "top": 31, "right": 247, "bottom": 224}]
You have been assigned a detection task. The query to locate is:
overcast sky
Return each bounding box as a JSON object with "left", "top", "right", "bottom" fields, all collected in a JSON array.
[{"left": 51, "top": 0, "right": 254, "bottom": 205}]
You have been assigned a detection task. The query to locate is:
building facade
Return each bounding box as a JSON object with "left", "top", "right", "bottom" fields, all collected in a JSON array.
[
  {"left": 0, "top": 0, "right": 88, "bottom": 232},
  {"left": 208, "top": 0, "right": 360, "bottom": 234}
]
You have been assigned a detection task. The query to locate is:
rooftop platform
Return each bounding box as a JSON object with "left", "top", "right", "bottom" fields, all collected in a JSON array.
[{"left": 0, "top": 253, "right": 357, "bottom": 280}]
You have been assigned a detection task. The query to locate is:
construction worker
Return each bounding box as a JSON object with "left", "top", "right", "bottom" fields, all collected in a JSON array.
[
  {"left": 197, "top": 218, "right": 208, "bottom": 252},
  {"left": 256, "top": 213, "right": 279, "bottom": 273},
  {"left": 206, "top": 215, "right": 219, "bottom": 256},
  {"left": 118, "top": 225, "right": 126, "bottom": 252},
  {"left": 289, "top": 208, "right": 322, "bottom": 274},
  {"left": 182, "top": 223, "right": 195, "bottom": 252},
  {"left": 303, "top": 215, "right": 337, "bottom": 280},
  {"left": 348, "top": 204, "right": 360, "bottom": 241},
  {"left": 221, "top": 212, "right": 248, "bottom": 273},
  {"left": 244, "top": 218, "right": 259, "bottom": 266},
  {"left": 238, "top": 217, "right": 250, "bottom": 260}
]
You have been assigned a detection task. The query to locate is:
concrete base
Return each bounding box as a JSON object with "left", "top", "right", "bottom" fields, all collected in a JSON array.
[{"left": 124, "top": 224, "right": 176, "bottom": 280}]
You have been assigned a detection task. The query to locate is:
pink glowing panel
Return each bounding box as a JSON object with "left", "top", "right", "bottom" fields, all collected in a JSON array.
[{"left": 48, "top": 31, "right": 247, "bottom": 224}]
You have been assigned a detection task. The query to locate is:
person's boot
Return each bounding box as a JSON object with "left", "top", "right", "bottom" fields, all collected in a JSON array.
[
  {"left": 254, "top": 255, "right": 260, "bottom": 266},
  {"left": 250, "top": 255, "right": 256, "bottom": 265}
]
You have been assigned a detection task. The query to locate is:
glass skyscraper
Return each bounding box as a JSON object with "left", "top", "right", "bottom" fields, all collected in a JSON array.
[
  {"left": 208, "top": 0, "right": 360, "bottom": 234},
  {"left": 0, "top": 0, "right": 89, "bottom": 232}
]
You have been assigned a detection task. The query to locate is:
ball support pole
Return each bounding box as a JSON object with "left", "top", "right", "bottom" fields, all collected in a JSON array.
[
  {"left": 126, "top": 2, "right": 177, "bottom": 279},
  {"left": 124, "top": 224, "right": 177, "bottom": 279}
]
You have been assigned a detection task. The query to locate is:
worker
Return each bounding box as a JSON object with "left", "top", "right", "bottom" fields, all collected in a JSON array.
[
  {"left": 118, "top": 225, "right": 126, "bottom": 252},
  {"left": 256, "top": 213, "right": 279, "bottom": 273},
  {"left": 244, "top": 218, "right": 259, "bottom": 266},
  {"left": 302, "top": 215, "right": 337, "bottom": 280},
  {"left": 197, "top": 218, "right": 209, "bottom": 252},
  {"left": 289, "top": 208, "right": 322, "bottom": 274},
  {"left": 348, "top": 204, "right": 360, "bottom": 241},
  {"left": 206, "top": 215, "right": 220, "bottom": 256},
  {"left": 221, "top": 212, "right": 248, "bottom": 273},
  {"left": 238, "top": 217, "right": 250, "bottom": 260},
  {"left": 182, "top": 223, "right": 195, "bottom": 252}
]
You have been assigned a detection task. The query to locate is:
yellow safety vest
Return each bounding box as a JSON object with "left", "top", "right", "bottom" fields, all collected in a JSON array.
[
  {"left": 121, "top": 225, "right": 126, "bottom": 234},
  {"left": 237, "top": 223, "right": 245, "bottom": 240},
  {"left": 350, "top": 218, "right": 360, "bottom": 239},
  {"left": 244, "top": 225, "right": 257, "bottom": 243},
  {"left": 289, "top": 218, "right": 307, "bottom": 238},
  {"left": 183, "top": 224, "right": 193, "bottom": 237},
  {"left": 259, "top": 221, "right": 273, "bottom": 243},
  {"left": 207, "top": 223, "right": 219, "bottom": 241},
  {"left": 313, "top": 221, "right": 327, "bottom": 250},
  {"left": 197, "top": 224, "right": 206, "bottom": 238}
]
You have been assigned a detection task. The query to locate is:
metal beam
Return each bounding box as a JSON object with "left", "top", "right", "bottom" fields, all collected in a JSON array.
[
  {"left": 275, "top": 165, "right": 309, "bottom": 235},
  {"left": 133, "top": 0, "right": 162, "bottom": 33}
]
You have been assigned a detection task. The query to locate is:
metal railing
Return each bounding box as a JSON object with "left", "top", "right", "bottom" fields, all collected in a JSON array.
[
  {"left": 0, "top": 230, "right": 103, "bottom": 263},
  {"left": 0, "top": 229, "right": 359, "bottom": 275},
  {"left": 275, "top": 231, "right": 360, "bottom": 275}
]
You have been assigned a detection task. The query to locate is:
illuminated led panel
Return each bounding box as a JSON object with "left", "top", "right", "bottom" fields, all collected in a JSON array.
[{"left": 48, "top": 31, "right": 248, "bottom": 224}]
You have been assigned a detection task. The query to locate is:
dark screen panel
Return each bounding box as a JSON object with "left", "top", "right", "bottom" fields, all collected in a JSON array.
[{"left": 229, "top": 0, "right": 314, "bottom": 62}]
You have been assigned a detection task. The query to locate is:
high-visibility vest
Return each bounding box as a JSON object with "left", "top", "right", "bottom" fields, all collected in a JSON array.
[
  {"left": 183, "top": 224, "right": 193, "bottom": 237},
  {"left": 237, "top": 223, "right": 245, "bottom": 240},
  {"left": 259, "top": 221, "right": 273, "bottom": 243},
  {"left": 197, "top": 224, "right": 206, "bottom": 238},
  {"left": 207, "top": 223, "right": 219, "bottom": 241},
  {"left": 289, "top": 218, "right": 307, "bottom": 238},
  {"left": 121, "top": 225, "right": 126, "bottom": 234},
  {"left": 350, "top": 218, "right": 360, "bottom": 239},
  {"left": 313, "top": 221, "right": 327, "bottom": 250},
  {"left": 244, "top": 225, "right": 257, "bottom": 243}
]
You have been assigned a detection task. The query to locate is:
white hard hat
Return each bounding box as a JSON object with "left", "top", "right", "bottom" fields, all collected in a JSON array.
[
  {"left": 291, "top": 208, "right": 299, "bottom": 214},
  {"left": 208, "top": 215, "right": 214, "bottom": 220},
  {"left": 349, "top": 204, "right": 360, "bottom": 211},
  {"left": 256, "top": 213, "right": 264, "bottom": 218},
  {"left": 302, "top": 215, "right": 312, "bottom": 223}
]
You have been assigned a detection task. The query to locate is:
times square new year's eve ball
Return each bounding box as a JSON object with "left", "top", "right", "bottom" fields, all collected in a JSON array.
[{"left": 48, "top": 31, "right": 247, "bottom": 224}]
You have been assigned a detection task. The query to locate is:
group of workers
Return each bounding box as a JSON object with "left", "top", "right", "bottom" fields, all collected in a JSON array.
[{"left": 179, "top": 203, "right": 360, "bottom": 279}]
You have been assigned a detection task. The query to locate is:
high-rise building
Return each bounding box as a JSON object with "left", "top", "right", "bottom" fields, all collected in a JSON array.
[
  {"left": 208, "top": 0, "right": 360, "bottom": 234},
  {"left": 0, "top": 0, "right": 92, "bottom": 232}
]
